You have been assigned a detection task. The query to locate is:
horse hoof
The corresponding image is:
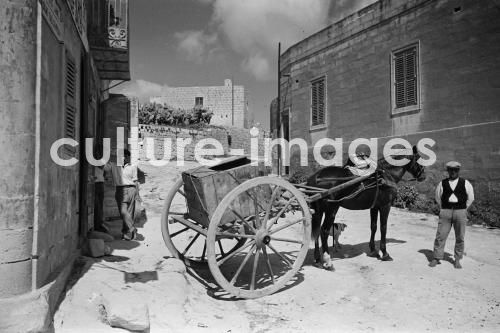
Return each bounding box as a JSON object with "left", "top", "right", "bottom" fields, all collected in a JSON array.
[
  {"left": 381, "top": 254, "right": 393, "bottom": 261},
  {"left": 367, "top": 251, "right": 380, "bottom": 258}
]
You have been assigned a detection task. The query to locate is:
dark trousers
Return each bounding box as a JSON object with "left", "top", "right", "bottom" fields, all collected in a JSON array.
[
  {"left": 433, "top": 208, "right": 467, "bottom": 260},
  {"left": 94, "top": 182, "right": 105, "bottom": 231},
  {"left": 115, "top": 185, "right": 137, "bottom": 234}
]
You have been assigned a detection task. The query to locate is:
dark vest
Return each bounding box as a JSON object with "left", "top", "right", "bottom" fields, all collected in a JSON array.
[{"left": 441, "top": 178, "right": 467, "bottom": 209}]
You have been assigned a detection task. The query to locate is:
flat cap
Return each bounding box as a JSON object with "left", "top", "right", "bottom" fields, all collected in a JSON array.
[{"left": 445, "top": 161, "right": 461, "bottom": 169}]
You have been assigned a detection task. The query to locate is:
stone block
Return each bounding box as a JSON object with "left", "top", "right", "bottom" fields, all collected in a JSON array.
[{"left": 102, "top": 294, "right": 150, "bottom": 332}]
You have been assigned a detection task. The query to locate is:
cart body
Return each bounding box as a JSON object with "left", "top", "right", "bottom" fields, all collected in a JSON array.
[{"left": 182, "top": 156, "right": 270, "bottom": 227}]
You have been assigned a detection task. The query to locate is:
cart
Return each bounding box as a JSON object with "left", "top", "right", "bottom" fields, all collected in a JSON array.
[{"left": 161, "top": 156, "right": 373, "bottom": 299}]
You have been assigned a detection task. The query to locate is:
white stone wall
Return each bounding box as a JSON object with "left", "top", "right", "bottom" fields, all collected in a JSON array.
[{"left": 150, "top": 80, "right": 248, "bottom": 128}]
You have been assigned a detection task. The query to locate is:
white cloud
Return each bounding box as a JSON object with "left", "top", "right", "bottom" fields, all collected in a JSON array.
[
  {"left": 212, "top": 0, "right": 331, "bottom": 80},
  {"left": 174, "top": 30, "right": 219, "bottom": 64},
  {"left": 111, "top": 79, "right": 168, "bottom": 103},
  {"left": 176, "top": 0, "right": 378, "bottom": 81},
  {"left": 242, "top": 54, "right": 271, "bottom": 81}
]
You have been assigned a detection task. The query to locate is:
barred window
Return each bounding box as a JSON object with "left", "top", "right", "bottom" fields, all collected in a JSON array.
[
  {"left": 311, "top": 77, "right": 326, "bottom": 127},
  {"left": 392, "top": 44, "right": 420, "bottom": 114}
]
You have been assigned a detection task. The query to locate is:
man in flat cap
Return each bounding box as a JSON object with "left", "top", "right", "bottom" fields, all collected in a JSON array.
[{"left": 429, "top": 161, "right": 474, "bottom": 269}]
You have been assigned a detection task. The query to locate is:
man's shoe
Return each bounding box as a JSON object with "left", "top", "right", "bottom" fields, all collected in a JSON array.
[
  {"left": 454, "top": 260, "right": 462, "bottom": 269},
  {"left": 428, "top": 259, "right": 440, "bottom": 267},
  {"left": 122, "top": 232, "right": 133, "bottom": 241}
]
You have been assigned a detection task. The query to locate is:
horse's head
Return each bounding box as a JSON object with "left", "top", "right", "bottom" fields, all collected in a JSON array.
[{"left": 405, "top": 146, "right": 426, "bottom": 182}]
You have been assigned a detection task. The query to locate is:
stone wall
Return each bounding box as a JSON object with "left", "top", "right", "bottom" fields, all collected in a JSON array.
[
  {"left": 0, "top": 0, "right": 38, "bottom": 297},
  {"left": 138, "top": 124, "right": 270, "bottom": 162},
  {"left": 278, "top": 0, "right": 500, "bottom": 215},
  {"left": 150, "top": 79, "right": 248, "bottom": 128}
]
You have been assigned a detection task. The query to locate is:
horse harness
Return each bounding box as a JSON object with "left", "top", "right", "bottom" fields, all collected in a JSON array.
[{"left": 316, "top": 170, "right": 385, "bottom": 209}]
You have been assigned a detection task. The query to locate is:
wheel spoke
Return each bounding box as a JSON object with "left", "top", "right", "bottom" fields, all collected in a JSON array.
[
  {"left": 269, "top": 217, "right": 306, "bottom": 235},
  {"left": 230, "top": 208, "right": 256, "bottom": 233},
  {"left": 216, "top": 232, "right": 255, "bottom": 239},
  {"left": 217, "top": 240, "right": 255, "bottom": 266},
  {"left": 267, "top": 196, "right": 298, "bottom": 231},
  {"left": 264, "top": 185, "right": 280, "bottom": 230},
  {"left": 169, "top": 211, "right": 186, "bottom": 216},
  {"left": 254, "top": 197, "right": 261, "bottom": 229},
  {"left": 217, "top": 240, "right": 225, "bottom": 256},
  {"left": 230, "top": 244, "right": 256, "bottom": 286},
  {"left": 250, "top": 248, "right": 260, "bottom": 291},
  {"left": 262, "top": 247, "right": 275, "bottom": 285},
  {"left": 182, "top": 233, "right": 200, "bottom": 256},
  {"left": 201, "top": 242, "right": 207, "bottom": 261},
  {"left": 270, "top": 236, "right": 303, "bottom": 244},
  {"left": 267, "top": 243, "right": 293, "bottom": 268},
  {"left": 170, "top": 227, "right": 189, "bottom": 238},
  {"left": 243, "top": 189, "right": 267, "bottom": 213}
]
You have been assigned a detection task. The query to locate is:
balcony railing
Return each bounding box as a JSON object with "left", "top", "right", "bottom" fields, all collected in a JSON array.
[{"left": 87, "top": 0, "right": 130, "bottom": 80}]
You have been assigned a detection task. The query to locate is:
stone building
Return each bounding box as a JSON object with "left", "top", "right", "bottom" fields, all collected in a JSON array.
[
  {"left": 272, "top": 0, "right": 500, "bottom": 213},
  {"left": 150, "top": 79, "right": 249, "bottom": 128},
  {"left": 0, "top": 0, "right": 132, "bottom": 330}
]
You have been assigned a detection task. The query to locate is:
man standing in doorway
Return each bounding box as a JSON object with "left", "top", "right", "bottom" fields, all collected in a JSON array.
[
  {"left": 93, "top": 164, "right": 108, "bottom": 233},
  {"left": 105, "top": 150, "right": 138, "bottom": 241},
  {"left": 429, "top": 161, "right": 474, "bottom": 269}
]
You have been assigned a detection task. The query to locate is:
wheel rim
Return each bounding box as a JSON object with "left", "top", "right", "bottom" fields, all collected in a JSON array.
[
  {"left": 161, "top": 178, "right": 246, "bottom": 267},
  {"left": 207, "top": 177, "right": 311, "bottom": 299}
]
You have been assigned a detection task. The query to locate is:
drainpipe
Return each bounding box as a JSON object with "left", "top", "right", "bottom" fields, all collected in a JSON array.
[
  {"left": 277, "top": 42, "right": 281, "bottom": 176},
  {"left": 31, "top": 0, "right": 42, "bottom": 290}
]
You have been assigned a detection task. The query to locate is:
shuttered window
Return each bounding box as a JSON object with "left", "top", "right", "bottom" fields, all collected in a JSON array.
[
  {"left": 392, "top": 44, "right": 419, "bottom": 113},
  {"left": 64, "top": 50, "right": 77, "bottom": 153},
  {"left": 311, "top": 77, "right": 326, "bottom": 127}
]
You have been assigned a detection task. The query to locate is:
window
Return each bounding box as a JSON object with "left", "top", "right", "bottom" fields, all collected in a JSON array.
[
  {"left": 392, "top": 43, "right": 420, "bottom": 114},
  {"left": 311, "top": 76, "right": 326, "bottom": 128},
  {"left": 195, "top": 97, "right": 203, "bottom": 107},
  {"left": 64, "top": 50, "right": 77, "bottom": 154}
]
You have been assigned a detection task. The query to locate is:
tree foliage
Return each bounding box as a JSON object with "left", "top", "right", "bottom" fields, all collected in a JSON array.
[{"left": 138, "top": 103, "right": 214, "bottom": 126}]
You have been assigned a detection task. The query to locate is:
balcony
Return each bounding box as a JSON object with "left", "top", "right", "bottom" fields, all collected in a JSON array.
[{"left": 87, "top": 0, "right": 130, "bottom": 81}]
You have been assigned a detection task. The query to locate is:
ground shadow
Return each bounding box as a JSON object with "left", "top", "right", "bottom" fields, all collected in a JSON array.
[
  {"left": 418, "top": 249, "right": 454, "bottom": 264},
  {"left": 111, "top": 239, "right": 141, "bottom": 250},
  {"left": 184, "top": 250, "right": 306, "bottom": 301},
  {"left": 302, "top": 238, "right": 407, "bottom": 266}
]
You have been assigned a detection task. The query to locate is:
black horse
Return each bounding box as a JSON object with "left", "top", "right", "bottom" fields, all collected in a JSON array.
[{"left": 307, "top": 146, "right": 426, "bottom": 270}]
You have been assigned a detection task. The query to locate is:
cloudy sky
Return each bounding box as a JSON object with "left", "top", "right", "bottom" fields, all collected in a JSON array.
[{"left": 112, "top": 0, "right": 377, "bottom": 128}]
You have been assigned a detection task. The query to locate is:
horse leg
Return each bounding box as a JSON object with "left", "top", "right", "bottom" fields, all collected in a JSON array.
[
  {"left": 311, "top": 203, "right": 323, "bottom": 264},
  {"left": 314, "top": 238, "right": 321, "bottom": 266},
  {"left": 320, "top": 205, "right": 338, "bottom": 271},
  {"left": 379, "top": 204, "right": 393, "bottom": 261},
  {"left": 368, "top": 208, "right": 380, "bottom": 258}
]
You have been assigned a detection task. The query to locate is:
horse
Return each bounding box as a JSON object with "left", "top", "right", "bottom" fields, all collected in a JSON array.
[{"left": 306, "top": 146, "right": 426, "bottom": 270}]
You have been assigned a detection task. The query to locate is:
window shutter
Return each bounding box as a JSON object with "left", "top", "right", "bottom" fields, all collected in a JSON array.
[
  {"left": 311, "top": 77, "right": 326, "bottom": 127},
  {"left": 65, "top": 50, "right": 77, "bottom": 153},
  {"left": 405, "top": 49, "right": 417, "bottom": 106},
  {"left": 394, "top": 46, "right": 418, "bottom": 109}
]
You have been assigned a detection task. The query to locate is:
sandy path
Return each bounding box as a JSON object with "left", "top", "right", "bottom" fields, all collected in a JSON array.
[{"left": 55, "top": 162, "right": 500, "bottom": 332}]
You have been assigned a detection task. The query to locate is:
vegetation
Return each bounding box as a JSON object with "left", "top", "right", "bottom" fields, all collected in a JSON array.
[
  {"left": 393, "top": 184, "right": 500, "bottom": 228},
  {"left": 139, "top": 103, "right": 214, "bottom": 127}
]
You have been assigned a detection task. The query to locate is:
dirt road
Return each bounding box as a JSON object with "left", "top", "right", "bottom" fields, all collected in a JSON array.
[{"left": 55, "top": 162, "right": 500, "bottom": 332}]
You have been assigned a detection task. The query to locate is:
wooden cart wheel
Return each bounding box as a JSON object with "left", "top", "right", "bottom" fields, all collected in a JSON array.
[
  {"left": 207, "top": 176, "right": 311, "bottom": 299},
  {"left": 161, "top": 178, "right": 246, "bottom": 268}
]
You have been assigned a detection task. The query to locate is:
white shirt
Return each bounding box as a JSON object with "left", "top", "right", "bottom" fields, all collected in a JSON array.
[
  {"left": 104, "top": 162, "right": 138, "bottom": 186},
  {"left": 435, "top": 178, "right": 474, "bottom": 209}
]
